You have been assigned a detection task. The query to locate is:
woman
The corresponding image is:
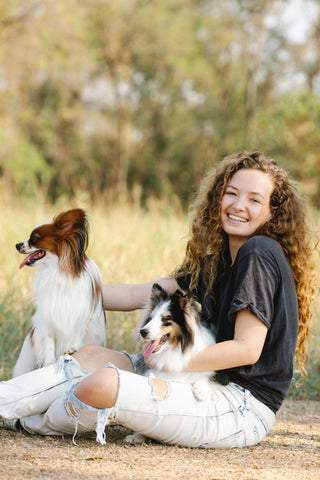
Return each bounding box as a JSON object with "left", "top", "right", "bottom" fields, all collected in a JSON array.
[{"left": 0, "top": 151, "right": 316, "bottom": 448}]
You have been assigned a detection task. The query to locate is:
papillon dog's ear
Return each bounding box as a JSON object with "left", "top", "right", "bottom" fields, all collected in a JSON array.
[
  {"left": 54, "top": 209, "right": 87, "bottom": 236},
  {"left": 53, "top": 209, "right": 89, "bottom": 276}
]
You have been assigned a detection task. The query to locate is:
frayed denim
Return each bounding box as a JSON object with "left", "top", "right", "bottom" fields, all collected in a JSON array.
[
  {"left": 65, "top": 362, "right": 275, "bottom": 448},
  {"left": 2, "top": 354, "right": 275, "bottom": 448}
]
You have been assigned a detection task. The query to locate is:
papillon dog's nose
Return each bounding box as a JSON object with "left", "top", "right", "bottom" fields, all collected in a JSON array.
[
  {"left": 140, "top": 328, "right": 149, "bottom": 338},
  {"left": 16, "top": 243, "right": 23, "bottom": 251}
]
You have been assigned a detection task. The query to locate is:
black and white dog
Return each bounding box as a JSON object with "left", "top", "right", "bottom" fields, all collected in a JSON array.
[
  {"left": 140, "top": 283, "right": 216, "bottom": 397},
  {"left": 125, "top": 283, "right": 217, "bottom": 444}
]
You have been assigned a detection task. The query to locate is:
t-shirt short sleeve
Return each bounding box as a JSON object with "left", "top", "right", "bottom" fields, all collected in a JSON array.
[
  {"left": 176, "top": 236, "right": 298, "bottom": 413},
  {"left": 228, "top": 243, "right": 280, "bottom": 329}
]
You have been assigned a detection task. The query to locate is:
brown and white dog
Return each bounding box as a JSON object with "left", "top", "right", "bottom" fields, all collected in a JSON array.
[{"left": 14, "top": 208, "right": 106, "bottom": 377}]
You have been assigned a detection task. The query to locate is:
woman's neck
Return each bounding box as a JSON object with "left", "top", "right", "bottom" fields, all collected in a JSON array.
[{"left": 228, "top": 236, "right": 249, "bottom": 264}]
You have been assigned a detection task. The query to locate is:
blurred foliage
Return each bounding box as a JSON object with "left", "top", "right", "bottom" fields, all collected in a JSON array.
[
  {"left": 0, "top": 0, "right": 320, "bottom": 205},
  {"left": 0, "top": 291, "right": 35, "bottom": 380}
]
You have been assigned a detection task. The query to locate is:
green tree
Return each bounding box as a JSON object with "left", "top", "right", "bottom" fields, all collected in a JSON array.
[{"left": 0, "top": 0, "right": 319, "bottom": 205}]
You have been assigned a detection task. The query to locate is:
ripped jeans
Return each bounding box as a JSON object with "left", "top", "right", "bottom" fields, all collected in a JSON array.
[{"left": 19, "top": 358, "right": 275, "bottom": 448}]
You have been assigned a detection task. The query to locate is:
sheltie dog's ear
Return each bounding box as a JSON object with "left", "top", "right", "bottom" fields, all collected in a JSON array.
[
  {"left": 152, "top": 283, "right": 163, "bottom": 294},
  {"left": 151, "top": 283, "right": 167, "bottom": 299},
  {"left": 173, "top": 289, "right": 201, "bottom": 321},
  {"left": 149, "top": 283, "right": 169, "bottom": 310},
  {"left": 173, "top": 289, "right": 189, "bottom": 310}
]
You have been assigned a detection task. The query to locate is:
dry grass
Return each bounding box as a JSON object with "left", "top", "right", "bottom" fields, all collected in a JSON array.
[
  {"left": 0, "top": 197, "right": 189, "bottom": 372},
  {"left": 0, "top": 196, "right": 319, "bottom": 392},
  {"left": 0, "top": 399, "right": 319, "bottom": 480},
  {"left": 0, "top": 197, "right": 319, "bottom": 479}
]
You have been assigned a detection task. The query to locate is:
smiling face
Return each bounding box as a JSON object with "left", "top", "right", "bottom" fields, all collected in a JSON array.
[{"left": 220, "top": 168, "right": 274, "bottom": 258}]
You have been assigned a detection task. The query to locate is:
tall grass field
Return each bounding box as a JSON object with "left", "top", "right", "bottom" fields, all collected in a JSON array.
[{"left": 0, "top": 196, "right": 319, "bottom": 399}]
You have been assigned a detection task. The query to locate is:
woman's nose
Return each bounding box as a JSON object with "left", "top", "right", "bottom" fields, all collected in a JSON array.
[{"left": 233, "top": 195, "right": 246, "bottom": 210}]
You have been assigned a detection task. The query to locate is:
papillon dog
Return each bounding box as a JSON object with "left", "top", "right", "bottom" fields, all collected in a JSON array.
[
  {"left": 13, "top": 208, "right": 106, "bottom": 377},
  {"left": 125, "top": 283, "right": 217, "bottom": 444}
]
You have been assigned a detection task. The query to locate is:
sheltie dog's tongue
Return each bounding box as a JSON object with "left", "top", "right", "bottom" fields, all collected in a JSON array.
[{"left": 143, "top": 338, "right": 162, "bottom": 357}]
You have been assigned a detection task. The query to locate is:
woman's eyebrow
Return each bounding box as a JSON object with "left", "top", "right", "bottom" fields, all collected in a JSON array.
[{"left": 226, "top": 184, "right": 265, "bottom": 199}]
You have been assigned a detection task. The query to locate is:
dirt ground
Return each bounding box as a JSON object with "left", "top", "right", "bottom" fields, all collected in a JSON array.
[{"left": 0, "top": 399, "right": 319, "bottom": 480}]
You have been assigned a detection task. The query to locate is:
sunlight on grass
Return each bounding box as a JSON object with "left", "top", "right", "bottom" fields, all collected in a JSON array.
[
  {"left": 0, "top": 196, "right": 319, "bottom": 399},
  {"left": 0, "top": 197, "right": 189, "bottom": 377}
]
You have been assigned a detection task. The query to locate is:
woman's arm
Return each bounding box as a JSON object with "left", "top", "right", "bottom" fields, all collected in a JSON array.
[
  {"left": 102, "top": 276, "right": 180, "bottom": 311},
  {"left": 186, "top": 309, "right": 268, "bottom": 372}
]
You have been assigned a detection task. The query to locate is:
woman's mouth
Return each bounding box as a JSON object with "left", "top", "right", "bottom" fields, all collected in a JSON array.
[{"left": 227, "top": 213, "right": 248, "bottom": 223}]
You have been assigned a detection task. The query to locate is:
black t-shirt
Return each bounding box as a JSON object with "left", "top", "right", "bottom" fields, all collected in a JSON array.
[{"left": 177, "top": 236, "right": 299, "bottom": 413}]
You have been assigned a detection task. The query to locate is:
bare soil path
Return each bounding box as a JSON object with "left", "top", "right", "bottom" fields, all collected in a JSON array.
[{"left": 0, "top": 399, "right": 319, "bottom": 480}]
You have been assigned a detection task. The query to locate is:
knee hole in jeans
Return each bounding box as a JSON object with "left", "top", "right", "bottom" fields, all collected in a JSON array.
[{"left": 150, "top": 378, "right": 168, "bottom": 400}]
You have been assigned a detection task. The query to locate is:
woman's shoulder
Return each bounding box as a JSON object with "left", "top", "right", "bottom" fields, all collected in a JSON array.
[
  {"left": 239, "top": 236, "right": 285, "bottom": 260},
  {"left": 236, "top": 236, "right": 293, "bottom": 281}
]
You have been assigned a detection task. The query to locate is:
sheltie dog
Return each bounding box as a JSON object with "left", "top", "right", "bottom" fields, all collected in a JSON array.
[
  {"left": 13, "top": 208, "right": 106, "bottom": 377},
  {"left": 125, "top": 283, "right": 217, "bottom": 444},
  {"left": 139, "top": 283, "right": 216, "bottom": 397}
]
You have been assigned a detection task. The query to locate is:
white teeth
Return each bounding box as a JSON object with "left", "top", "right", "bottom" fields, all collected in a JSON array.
[{"left": 228, "top": 214, "right": 248, "bottom": 223}]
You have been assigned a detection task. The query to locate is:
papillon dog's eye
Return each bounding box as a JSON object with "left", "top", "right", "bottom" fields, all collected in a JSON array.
[{"left": 30, "top": 234, "right": 40, "bottom": 244}]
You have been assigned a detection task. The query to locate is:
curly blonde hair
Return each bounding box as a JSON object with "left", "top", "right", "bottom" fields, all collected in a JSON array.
[{"left": 177, "top": 151, "right": 317, "bottom": 380}]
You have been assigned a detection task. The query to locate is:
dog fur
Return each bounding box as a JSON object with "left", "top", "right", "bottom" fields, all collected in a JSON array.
[
  {"left": 125, "top": 283, "right": 216, "bottom": 444},
  {"left": 14, "top": 208, "right": 106, "bottom": 377}
]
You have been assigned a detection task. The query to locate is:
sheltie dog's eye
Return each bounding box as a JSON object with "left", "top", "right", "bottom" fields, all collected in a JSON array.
[{"left": 162, "top": 315, "right": 172, "bottom": 327}]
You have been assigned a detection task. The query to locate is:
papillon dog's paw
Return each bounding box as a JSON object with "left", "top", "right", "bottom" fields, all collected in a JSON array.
[{"left": 124, "top": 432, "right": 147, "bottom": 444}]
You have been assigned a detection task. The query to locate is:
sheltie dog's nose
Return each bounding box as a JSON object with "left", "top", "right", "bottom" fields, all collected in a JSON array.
[{"left": 140, "top": 328, "right": 149, "bottom": 338}]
